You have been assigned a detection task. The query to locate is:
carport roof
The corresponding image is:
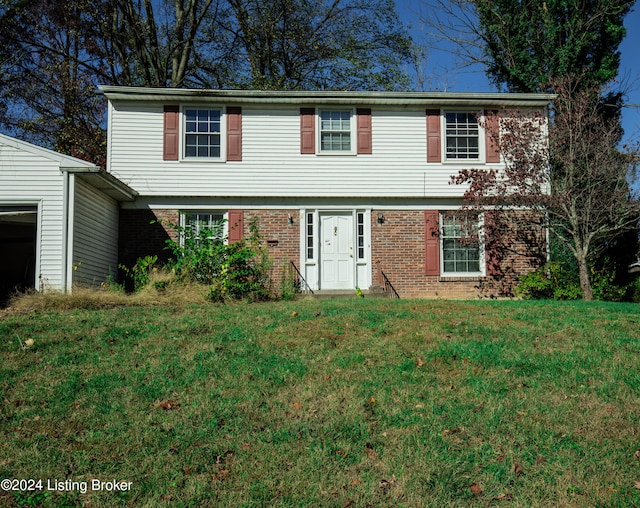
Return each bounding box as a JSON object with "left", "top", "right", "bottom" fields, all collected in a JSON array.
[{"left": 0, "top": 133, "right": 137, "bottom": 202}]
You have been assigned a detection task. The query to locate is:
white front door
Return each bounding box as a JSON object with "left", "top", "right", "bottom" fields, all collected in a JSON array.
[{"left": 320, "top": 212, "right": 354, "bottom": 289}]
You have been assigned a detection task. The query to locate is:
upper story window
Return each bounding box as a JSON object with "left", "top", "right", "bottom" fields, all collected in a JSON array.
[
  {"left": 320, "top": 110, "right": 352, "bottom": 152},
  {"left": 445, "top": 112, "right": 479, "bottom": 160},
  {"left": 184, "top": 109, "right": 221, "bottom": 158},
  {"left": 441, "top": 214, "right": 482, "bottom": 274}
]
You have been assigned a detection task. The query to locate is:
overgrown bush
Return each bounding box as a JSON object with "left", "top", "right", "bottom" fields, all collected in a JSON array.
[
  {"left": 280, "top": 262, "right": 298, "bottom": 301},
  {"left": 517, "top": 260, "right": 635, "bottom": 301},
  {"left": 164, "top": 216, "right": 271, "bottom": 302},
  {"left": 516, "top": 262, "right": 581, "bottom": 300},
  {"left": 119, "top": 255, "right": 158, "bottom": 292}
]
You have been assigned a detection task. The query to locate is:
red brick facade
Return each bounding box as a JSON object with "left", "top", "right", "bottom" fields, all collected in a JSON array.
[{"left": 118, "top": 208, "right": 542, "bottom": 298}]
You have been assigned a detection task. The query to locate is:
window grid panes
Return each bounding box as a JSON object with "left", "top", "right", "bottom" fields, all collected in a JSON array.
[
  {"left": 184, "top": 212, "right": 225, "bottom": 242},
  {"left": 185, "top": 109, "right": 221, "bottom": 158},
  {"left": 357, "top": 212, "right": 365, "bottom": 259},
  {"left": 306, "top": 212, "right": 314, "bottom": 260},
  {"left": 445, "top": 112, "right": 479, "bottom": 160},
  {"left": 320, "top": 111, "right": 351, "bottom": 151},
  {"left": 442, "top": 215, "right": 480, "bottom": 273}
]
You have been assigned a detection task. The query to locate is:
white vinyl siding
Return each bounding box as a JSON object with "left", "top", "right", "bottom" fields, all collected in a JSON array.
[
  {"left": 72, "top": 177, "right": 119, "bottom": 287},
  {"left": 107, "top": 102, "right": 497, "bottom": 198},
  {"left": 0, "top": 143, "right": 65, "bottom": 290}
]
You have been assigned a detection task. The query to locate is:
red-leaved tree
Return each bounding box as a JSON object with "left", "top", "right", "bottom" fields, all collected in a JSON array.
[{"left": 454, "top": 77, "right": 639, "bottom": 300}]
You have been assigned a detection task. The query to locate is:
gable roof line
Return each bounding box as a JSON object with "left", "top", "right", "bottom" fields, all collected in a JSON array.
[
  {"left": 98, "top": 86, "right": 556, "bottom": 107},
  {"left": 0, "top": 132, "right": 97, "bottom": 168}
]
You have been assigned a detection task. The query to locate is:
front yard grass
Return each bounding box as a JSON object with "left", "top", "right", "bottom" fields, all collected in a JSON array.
[{"left": 1, "top": 298, "right": 639, "bottom": 506}]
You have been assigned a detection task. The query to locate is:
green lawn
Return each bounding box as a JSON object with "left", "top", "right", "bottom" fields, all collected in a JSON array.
[{"left": 1, "top": 297, "right": 639, "bottom": 507}]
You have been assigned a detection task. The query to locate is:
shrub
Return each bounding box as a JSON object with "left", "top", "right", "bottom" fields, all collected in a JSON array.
[
  {"left": 119, "top": 255, "right": 158, "bottom": 292},
  {"left": 163, "top": 216, "right": 271, "bottom": 301},
  {"left": 516, "top": 262, "right": 581, "bottom": 300}
]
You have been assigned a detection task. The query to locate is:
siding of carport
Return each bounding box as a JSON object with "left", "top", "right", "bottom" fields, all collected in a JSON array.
[
  {"left": 0, "top": 143, "right": 65, "bottom": 290},
  {"left": 72, "top": 176, "right": 119, "bottom": 287}
]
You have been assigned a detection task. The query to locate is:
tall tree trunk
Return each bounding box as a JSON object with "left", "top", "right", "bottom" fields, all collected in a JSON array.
[{"left": 577, "top": 254, "right": 593, "bottom": 301}]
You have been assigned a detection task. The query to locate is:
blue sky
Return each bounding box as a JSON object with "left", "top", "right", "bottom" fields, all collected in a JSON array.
[{"left": 397, "top": 1, "right": 640, "bottom": 146}]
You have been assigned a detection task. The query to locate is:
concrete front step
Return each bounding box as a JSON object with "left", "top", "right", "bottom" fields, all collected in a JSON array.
[{"left": 301, "top": 287, "right": 392, "bottom": 299}]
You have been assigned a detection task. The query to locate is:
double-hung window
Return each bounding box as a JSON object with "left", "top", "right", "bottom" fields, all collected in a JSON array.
[
  {"left": 182, "top": 211, "right": 226, "bottom": 245},
  {"left": 441, "top": 214, "right": 481, "bottom": 274},
  {"left": 184, "top": 109, "right": 221, "bottom": 158},
  {"left": 445, "top": 112, "right": 479, "bottom": 160},
  {"left": 320, "top": 110, "right": 352, "bottom": 152}
]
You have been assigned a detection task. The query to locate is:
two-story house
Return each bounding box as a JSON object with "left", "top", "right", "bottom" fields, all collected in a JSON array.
[{"left": 99, "top": 87, "right": 553, "bottom": 298}]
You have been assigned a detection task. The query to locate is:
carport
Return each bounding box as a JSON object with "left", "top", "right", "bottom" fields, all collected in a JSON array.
[{"left": 0, "top": 134, "right": 136, "bottom": 304}]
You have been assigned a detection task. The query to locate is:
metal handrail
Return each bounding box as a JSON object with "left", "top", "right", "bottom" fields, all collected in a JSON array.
[
  {"left": 380, "top": 270, "right": 400, "bottom": 299},
  {"left": 290, "top": 261, "right": 314, "bottom": 294}
]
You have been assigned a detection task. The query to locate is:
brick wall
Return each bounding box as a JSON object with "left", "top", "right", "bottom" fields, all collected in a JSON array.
[
  {"left": 118, "top": 209, "right": 179, "bottom": 270},
  {"left": 118, "top": 207, "right": 542, "bottom": 298},
  {"left": 118, "top": 208, "right": 299, "bottom": 295},
  {"left": 371, "top": 209, "right": 544, "bottom": 299},
  {"left": 243, "top": 209, "right": 300, "bottom": 293}
]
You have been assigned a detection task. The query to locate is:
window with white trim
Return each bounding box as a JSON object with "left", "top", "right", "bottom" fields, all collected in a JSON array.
[
  {"left": 356, "top": 212, "right": 365, "bottom": 260},
  {"left": 184, "top": 109, "right": 221, "bottom": 158},
  {"left": 445, "top": 112, "right": 479, "bottom": 160},
  {"left": 306, "top": 212, "right": 314, "bottom": 260},
  {"left": 441, "top": 214, "right": 481, "bottom": 274},
  {"left": 319, "top": 110, "right": 352, "bottom": 152},
  {"left": 182, "top": 211, "right": 226, "bottom": 244}
]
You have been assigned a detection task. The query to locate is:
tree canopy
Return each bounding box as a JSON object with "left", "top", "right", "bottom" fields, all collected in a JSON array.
[
  {"left": 0, "top": 0, "right": 414, "bottom": 162},
  {"left": 423, "top": 0, "right": 634, "bottom": 92}
]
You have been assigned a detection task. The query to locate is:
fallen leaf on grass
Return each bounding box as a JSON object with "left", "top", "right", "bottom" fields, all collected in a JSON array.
[
  {"left": 442, "top": 427, "right": 463, "bottom": 437},
  {"left": 469, "top": 482, "right": 483, "bottom": 497},
  {"left": 494, "top": 492, "right": 513, "bottom": 501},
  {"left": 379, "top": 475, "right": 396, "bottom": 490},
  {"left": 291, "top": 311, "right": 299, "bottom": 317},
  {"left": 634, "top": 481, "right": 640, "bottom": 489},
  {"left": 158, "top": 400, "right": 180, "bottom": 410},
  {"left": 513, "top": 463, "right": 524, "bottom": 477},
  {"left": 634, "top": 450, "right": 640, "bottom": 459},
  {"left": 364, "top": 443, "right": 379, "bottom": 459},
  {"left": 293, "top": 402, "right": 301, "bottom": 410},
  {"left": 415, "top": 358, "right": 425, "bottom": 367},
  {"left": 342, "top": 500, "right": 354, "bottom": 508},
  {"left": 212, "top": 469, "right": 229, "bottom": 482},
  {"left": 349, "top": 478, "right": 362, "bottom": 487}
]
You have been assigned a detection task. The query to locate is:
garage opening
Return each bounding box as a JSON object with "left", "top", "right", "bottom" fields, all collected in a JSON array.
[{"left": 0, "top": 206, "right": 37, "bottom": 305}]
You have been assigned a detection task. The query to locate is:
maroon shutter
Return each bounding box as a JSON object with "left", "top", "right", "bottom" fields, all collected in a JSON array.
[
  {"left": 356, "top": 108, "right": 372, "bottom": 154},
  {"left": 424, "top": 210, "right": 440, "bottom": 276},
  {"left": 163, "top": 105, "right": 180, "bottom": 161},
  {"left": 227, "top": 106, "right": 242, "bottom": 161},
  {"left": 485, "top": 110, "right": 500, "bottom": 163},
  {"left": 484, "top": 210, "right": 501, "bottom": 276},
  {"left": 227, "top": 210, "right": 244, "bottom": 243},
  {"left": 426, "top": 109, "right": 441, "bottom": 162},
  {"left": 300, "top": 108, "right": 315, "bottom": 154}
]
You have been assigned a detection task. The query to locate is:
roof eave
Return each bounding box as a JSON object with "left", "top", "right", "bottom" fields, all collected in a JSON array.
[
  {"left": 98, "top": 86, "right": 556, "bottom": 108},
  {"left": 62, "top": 166, "right": 138, "bottom": 202}
]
